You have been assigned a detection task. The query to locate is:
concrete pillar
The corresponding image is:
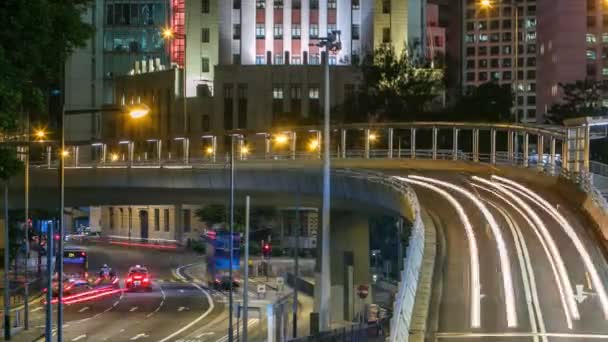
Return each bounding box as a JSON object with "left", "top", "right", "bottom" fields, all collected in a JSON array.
[
  {"left": 584, "top": 124, "right": 590, "bottom": 175},
  {"left": 490, "top": 129, "right": 496, "bottom": 165},
  {"left": 174, "top": 204, "right": 183, "bottom": 243},
  {"left": 452, "top": 128, "right": 459, "bottom": 161},
  {"left": 329, "top": 211, "right": 372, "bottom": 322},
  {"left": 410, "top": 128, "right": 416, "bottom": 159},
  {"left": 388, "top": 128, "right": 394, "bottom": 159},
  {"left": 364, "top": 128, "right": 371, "bottom": 159},
  {"left": 507, "top": 130, "right": 514, "bottom": 162},
  {"left": 340, "top": 129, "right": 347, "bottom": 159},
  {"left": 102, "top": 144, "right": 107, "bottom": 163},
  {"left": 473, "top": 129, "right": 479, "bottom": 162},
  {"left": 537, "top": 135, "right": 544, "bottom": 171},
  {"left": 290, "top": 132, "right": 297, "bottom": 160},
  {"left": 238, "top": 137, "right": 245, "bottom": 161},
  {"left": 128, "top": 142, "right": 134, "bottom": 166},
  {"left": 264, "top": 134, "right": 271, "bottom": 159},
  {"left": 46, "top": 145, "right": 52, "bottom": 168},
  {"left": 74, "top": 146, "right": 80, "bottom": 167},
  {"left": 432, "top": 127, "right": 438, "bottom": 160},
  {"left": 562, "top": 136, "right": 570, "bottom": 174},
  {"left": 316, "top": 130, "right": 322, "bottom": 159},
  {"left": 550, "top": 136, "right": 556, "bottom": 175},
  {"left": 523, "top": 133, "right": 529, "bottom": 167},
  {"left": 183, "top": 138, "right": 190, "bottom": 164},
  {"left": 157, "top": 140, "right": 163, "bottom": 161}
]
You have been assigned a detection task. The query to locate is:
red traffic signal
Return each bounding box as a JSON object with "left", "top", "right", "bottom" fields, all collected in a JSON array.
[{"left": 262, "top": 243, "right": 271, "bottom": 256}]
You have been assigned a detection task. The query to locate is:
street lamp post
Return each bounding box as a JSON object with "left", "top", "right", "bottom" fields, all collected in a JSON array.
[{"left": 311, "top": 30, "right": 341, "bottom": 332}]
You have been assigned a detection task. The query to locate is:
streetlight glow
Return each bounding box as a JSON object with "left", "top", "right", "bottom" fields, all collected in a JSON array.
[
  {"left": 369, "top": 133, "right": 378, "bottom": 142},
  {"left": 162, "top": 27, "right": 174, "bottom": 40},
  {"left": 127, "top": 104, "right": 151, "bottom": 119},
  {"left": 61, "top": 150, "right": 69, "bottom": 157},
  {"left": 274, "top": 134, "right": 289, "bottom": 145},
  {"left": 308, "top": 139, "right": 320, "bottom": 151},
  {"left": 205, "top": 146, "right": 214, "bottom": 155},
  {"left": 110, "top": 153, "right": 119, "bottom": 162},
  {"left": 34, "top": 129, "right": 46, "bottom": 140},
  {"left": 480, "top": 0, "right": 492, "bottom": 8},
  {"left": 241, "top": 145, "right": 250, "bottom": 155}
]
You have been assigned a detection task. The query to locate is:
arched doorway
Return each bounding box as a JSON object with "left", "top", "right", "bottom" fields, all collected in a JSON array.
[{"left": 139, "top": 210, "right": 149, "bottom": 240}]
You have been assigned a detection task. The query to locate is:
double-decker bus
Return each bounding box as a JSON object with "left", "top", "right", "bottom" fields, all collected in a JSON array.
[
  {"left": 203, "top": 230, "right": 240, "bottom": 290},
  {"left": 62, "top": 247, "right": 88, "bottom": 281}
]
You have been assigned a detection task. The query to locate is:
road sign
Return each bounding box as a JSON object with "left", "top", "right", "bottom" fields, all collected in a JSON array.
[
  {"left": 257, "top": 284, "right": 266, "bottom": 294},
  {"left": 357, "top": 284, "right": 369, "bottom": 299}
]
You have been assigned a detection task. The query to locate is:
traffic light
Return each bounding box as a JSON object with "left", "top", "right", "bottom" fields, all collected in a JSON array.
[{"left": 262, "top": 242, "right": 271, "bottom": 258}]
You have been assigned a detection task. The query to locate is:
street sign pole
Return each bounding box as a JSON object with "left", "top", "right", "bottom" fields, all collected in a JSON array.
[{"left": 243, "top": 195, "right": 250, "bottom": 342}]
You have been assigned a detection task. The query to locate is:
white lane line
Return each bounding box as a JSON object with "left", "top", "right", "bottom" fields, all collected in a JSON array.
[
  {"left": 158, "top": 282, "right": 215, "bottom": 342},
  {"left": 78, "top": 306, "right": 90, "bottom": 313},
  {"left": 437, "top": 332, "right": 608, "bottom": 339},
  {"left": 32, "top": 307, "right": 43, "bottom": 312},
  {"left": 403, "top": 175, "right": 518, "bottom": 328},
  {"left": 492, "top": 175, "right": 608, "bottom": 320},
  {"left": 399, "top": 177, "right": 482, "bottom": 328},
  {"left": 130, "top": 306, "right": 138, "bottom": 312},
  {"left": 178, "top": 306, "right": 187, "bottom": 312},
  {"left": 215, "top": 319, "right": 259, "bottom": 342},
  {"left": 474, "top": 177, "right": 575, "bottom": 328},
  {"left": 487, "top": 200, "right": 545, "bottom": 342},
  {"left": 196, "top": 332, "right": 215, "bottom": 338},
  {"left": 72, "top": 334, "right": 87, "bottom": 341},
  {"left": 130, "top": 333, "right": 149, "bottom": 340},
  {"left": 179, "top": 289, "right": 185, "bottom": 293}
]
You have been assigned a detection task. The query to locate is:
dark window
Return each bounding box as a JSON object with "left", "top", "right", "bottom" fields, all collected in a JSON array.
[
  {"left": 164, "top": 209, "right": 170, "bottom": 232},
  {"left": 201, "top": 57, "right": 210, "bottom": 72},
  {"left": 352, "top": 24, "right": 360, "bottom": 40},
  {"left": 352, "top": 53, "right": 360, "bottom": 65},
  {"left": 202, "top": 0, "right": 210, "bottom": 13},
  {"left": 328, "top": 0, "right": 337, "bottom": 9},
  {"left": 202, "top": 115, "right": 210, "bottom": 131},
  {"left": 238, "top": 84, "right": 247, "bottom": 129},
  {"left": 256, "top": 0, "right": 265, "bottom": 9},
  {"left": 233, "top": 0, "right": 241, "bottom": 9},
  {"left": 183, "top": 209, "right": 191, "bottom": 233},
  {"left": 202, "top": 28, "right": 210, "bottom": 42},
  {"left": 274, "top": 0, "right": 283, "bottom": 9},
  {"left": 293, "top": 0, "right": 301, "bottom": 9},
  {"left": 310, "top": 0, "right": 319, "bottom": 10},
  {"left": 224, "top": 84, "right": 234, "bottom": 130},
  {"left": 106, "top": 5, "right": 114, "bottom": 25},
  {"left": 109, "top": 207, "right": 114, "bottom": 229},
  {"left": 382, "top": 0, "right": 390, "bottom": 13},
  {"left": 352, "top": 0, "right": 360, "bottom": 9},
  {"left": 291, "top": 86, "right": 302, "bottom": 117},
  {"left": 588, "top": 16, "right": 597, "bottom": 28},
  {"left": 154, "top": 208, "right": 160, "bottom": 231},
  {"left": 466, "top": 72, "right": 475, "bottom": 82},
  {"left": 233, "top": 24, "right": 241, "bottom": 39},
  {"left": 233, "top": 54, "right": 241, "bottom": 64},
  {"left": 382, "top": 28, "right": 391, "bottom": 43}
]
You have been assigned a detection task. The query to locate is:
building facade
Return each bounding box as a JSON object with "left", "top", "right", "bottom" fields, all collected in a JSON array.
[
  {"left": 426, "top": 3, "right": 446, "bottom": 63},
  {"left": 462, "top": 0, "right": 538, "bottom": 123}
]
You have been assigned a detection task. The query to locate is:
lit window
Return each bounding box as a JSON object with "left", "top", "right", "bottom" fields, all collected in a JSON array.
[
  {"left": 329, "top": 56, "right": 337, "bottom": 65},
  {"left": 273, "top": 86, "right": 284, "bottom": 99},
  {"left": 310, "top": 24, "right": 319, "bottom": 38},
  {"left": 292, "top": 56, "right": 302, "bottom": 65},
  {"left": 603, "top": 68, "right": 608, "bottom": 76},
  {"left": 256, "top": 0, "right": 265, "bottom": 8},
  {"left": 309, "top": 87, "right": 319, "bottom": 99},
  {"left": 274, "top": 54, "right": 284, "bottom": 65},
  {"left": 587, "top": 33, "right": 597, "bottom": 44},
  {"left": 256, "top": 55, "right": 265, "bottom": 64},
  {"left": 328, "top": 0, "right": 337, "bottom": 9},
  {"left": 256, "top": 24, "right": 265, "bottom": 38},
  {"left": 292, "top": 24, "right": 301, "bottom": 39},
  {"left": 274, "top": 24, "right": 283, "bottom": 39},
  {"left": 327, "top": 24, "right": 337, "bottom": 36},
  {"left": 587, "top": 49, "right": 597, "bottom": 60},
  {"left": 309, "top": 54, "right": 320, "bottom": 65}
]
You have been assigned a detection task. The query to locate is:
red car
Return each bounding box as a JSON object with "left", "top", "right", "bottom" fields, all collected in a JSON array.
[{"left": 125, "top": 265, "right": 152, "bottom": 291}]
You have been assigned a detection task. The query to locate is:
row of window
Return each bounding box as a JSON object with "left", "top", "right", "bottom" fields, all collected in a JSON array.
[
  {"left": 584, "top": 48, "right": 608, "bottom": 60},
  {"left": 108, "top": 207, "right": 179, "bottom": 232},
  {"left": 587, "top": 15, "right": 608, "bottom": 28},
  {"left": 465, "top": 70, "right": 537, "bottom": 82},
  {"left": 466, "top": 18, "right": 537, "bottom": 31},
  {"left": 105, "top": 3, "right": 165, "bottom": 26},
  {"left": 251, "top": 24, "right": 359, "bottom": 40},
  {"left": 466, "top": 44, "right": 537, "bottom": 56},
  {"left": 272, "top": 85, "right": 320, "bottom": 100},
  {"left": 466, "top": 5, "right": 536, "bottom": 19},
  {"left": 466, "top": 32, "right": 536, "bottom": 44},
  {"left": 586, "top": 32, "right": 608, "bottom": 43},
  {"left": 253, "top": 53, "right": 341, "bottom": 65},
  {"left": 466, "top": 57, "right": 536, "bottom": 69},
  {"left": 252, "top": 0, "right": 347, "bottom": 10}
]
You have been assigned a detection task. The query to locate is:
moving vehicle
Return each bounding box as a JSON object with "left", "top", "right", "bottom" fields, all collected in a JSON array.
[
  {"left": 203, "top": 230, "right": 240, "bottom": 291},
  {"left": 63, "top": 247, "right": 88, "bottom": 281},
  {"left": 125, "top": 265, "right": 151, "bottom": 291},
  {"left": 45, "top": 279, "right": 92, "bottom": 297}
]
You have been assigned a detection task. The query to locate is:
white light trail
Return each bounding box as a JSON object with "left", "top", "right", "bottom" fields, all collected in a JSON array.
[
  {"left": 402, "top": 175, "right": 518, "bottom": 328},
  {"left": 473, "top": 176, "right": 579, "bottom": 324},
  {"left": 491, "top": 175, "right": 608, "bottom": 321},
  {"left": 398, "top": 177, "right": 481, "bottom": 328}
]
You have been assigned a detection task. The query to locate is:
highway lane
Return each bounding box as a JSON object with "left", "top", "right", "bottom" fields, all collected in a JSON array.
[{"left": 401, "top": 172, "right": 608, "bottom": 341}]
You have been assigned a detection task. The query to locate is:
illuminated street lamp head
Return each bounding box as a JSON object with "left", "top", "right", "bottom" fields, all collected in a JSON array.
[
  {"left": 127, "top": 104, "right": 151, "bottom": 119},
  {"left": 241, "top": 145, "right": 250, "bottom": 155},
  {"left": 480, "top": 0, "right": 492, "bottom": 8},
  {"left": 308, "top": 139, "right": 320, "bottom": 151},
  {"left": 205, "top": 146, "right": 214, "bottom": 155},
  {"left": 110, "top": 153, "right": 119, "bottom": 162},
  {"left": 61, "top": 150, "right": 69, "bottom": 158},
  {"left": 369, "top": 133, "right": 378, "bottom": 142},
  {"left": 274, "top": 134, "right": 289, "bottom": 145},
  {"left": 34, "top": 129, "right": 46, "bottom": 140},
  {"left": 162, "top": 27, "right": 174, "bottom": 40}
]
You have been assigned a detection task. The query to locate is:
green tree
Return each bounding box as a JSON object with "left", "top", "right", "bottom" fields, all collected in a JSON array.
[
  {"left": 0, "top": 0, "right": 93, "bottom": 178},
  {"left": 546, "top": 80, "right": 608, "bottom": 124},
  {"left": 344, "top": 44, "right": 444, "bottom": 123},
  {"left": 447, "top": 82, "right": 514, "bottom": 122}
]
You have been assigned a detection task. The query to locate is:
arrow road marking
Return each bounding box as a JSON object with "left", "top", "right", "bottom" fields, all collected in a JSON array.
[
  {"left": 78, "top": 306, "right": 90, "bottom": 313},
  {"left": 130, "top": 333, "right": 149, "bottom": 340},
  {"left": 575, "top": 285, "right": 588, "bottom": 304},
  {"left": 72, "top": 335, "right": 87, "bottom": 341},
  {"left": 130, "top": 306, "right": 138, "bottom": 312}
]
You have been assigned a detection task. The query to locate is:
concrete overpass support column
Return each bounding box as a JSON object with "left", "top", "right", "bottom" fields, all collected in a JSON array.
[
  {"left": 340, "top": 129, "right": 347, "bottom": 159},
  {"left": 174, "top": 204, "right": 183, "bottom": 243},
  {"left": 46, "top": 146, "right": 52, "bottom": 168},
  {"left": 101, "top": 144, "right": 107, "bottom": 164},
  {"left": 562, "top": 137, "right": 570, "bottom": 174},
  {"left": 239, "top": 137, "right": 245, "bottom": 161},
  {"left": 523, "top": 133, "right": 529, "bottom": 168},
  {"left": 432, "top": 127, "right": 438, "bottom": 160},
  {"left": 473, "top": 129, "right": 479, "bottom": 162},
  {"left": 364, "top": 129, "right": 371, "bottom": 159},
  {"left": 584, "top": 124, "right": 590, "bottom": 175},
  {"left": 329, "top": 211, "right": 371, "bottom": 323},
  {"left": 507, "top": 130, "right": 514, "bottom": 162},
  {"left": 388, "top": 128, "right": 394, "bottom": 159},
  {"left": 291, "top": 132, "right": 297, "bottom": 160},
  {"left": 574, "top": 128, "right": 581, "bottom": 175},
  {"left": 264, "top": 135, "right": 271, "bottom": 160},
  {"left": 157, "top": 140, "right": 163, "bottom": 162},
  {"left": 452, "top": 128, "right": 459, "bottom": 161},
  {"left": 74, "top": 146, "right": 80, "bottom": 167},
  {"left": 128, "top": 142, "right": 135, "bottom": 166},
  {"left": 316, "top": 131, "right": 322, "bottom": 159},
  {"left": 184, "top": 138, "right": 190, "bottom": 164},
  {"left": 550, "top": 137, "right": 556, "bottom": 175},
  {"left": 410, "top": 128, "right": 416, "bottom": 159},
  {"left": 537, "top": 135, "right": 544, "bottom": 171},
  {"left": 490, "top": 129, "right": 496, "bottom": 165}
]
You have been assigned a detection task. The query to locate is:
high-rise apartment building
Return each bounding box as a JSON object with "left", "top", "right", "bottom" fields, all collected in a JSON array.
[
  {"left": 462, "top": 0, "right": 538, "bottom": 123},
  {"left": 537, "top": 0, "right": 600, "bottom": 119}
]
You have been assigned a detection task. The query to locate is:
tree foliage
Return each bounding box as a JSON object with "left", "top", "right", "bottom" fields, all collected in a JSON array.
[
  {"left": 0, "top": 0, "right": 93, "bottom": 179},
  {"left": 447, "top": 82, "right": 514, "bottom": 122},
  {"left": 546, "top": 80, "right": 608, "bottom": 124},
  {"left": 343, "top": 44, "right": 444, "bottom": 123}
]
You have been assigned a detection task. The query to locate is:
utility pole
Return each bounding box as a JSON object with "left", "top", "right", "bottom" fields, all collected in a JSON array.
[
  {"left": 45, "top": 212, "right": 53, "bottom": 341},
  {"left": 57, "top": 103, "right": 65, "bottom": 341},
  {"left": 292, "top": 191, "right": 300, "bottom": 338},
  {"left": 4, "top": 182, "right": 11, "bottom": 340},
  {"left": 228, "top": 135, "right": 235, "bottom": 342},
  {"left": 24, "top": 115, "right": 30, "bottom": 330},
  {"left": 243, "top": 195, "right": 250, "bottom": 342}
]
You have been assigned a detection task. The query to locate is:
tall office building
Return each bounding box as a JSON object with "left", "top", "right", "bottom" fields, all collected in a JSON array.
[
  {"left": 462, "top": 0, "right": 538, "bottom": 123},
  {"left": 537, "top": 0, "right": 602, "bottom": 119}
]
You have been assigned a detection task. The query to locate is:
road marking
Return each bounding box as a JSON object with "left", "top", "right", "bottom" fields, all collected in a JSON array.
[
  {"left": 215, "top": 319, "right": 259, "bottom": 342},
  {"left": 179, "top": 289, "right": 185, "bottom": 293},
  {"left": 196, "top": 332, "right": 215, "bottom": 338},
  {"left": 32, "top": 307, "right": 43, "bottom": 312},
  {"left": 72, "top": 334, "right": 87, "bottom": 341},
  {"left": 130, "top": 333, "right": 149, "bottom": 340},
  {"left": 437, "top": 332, "right": 608, "bottom": 339},
  {"left": 130, "top": 306, "right": 138, "bottom": 312},
  {"left": 120, "top": 329, "right": 125, "bottom": 333},
  {"left": 113, "top": 301, "right": 120, "bottom": 307},
  {"left": 158, "top": 282, "right": 215, "bottom": 342},
  {"left": 586, "top": 272, "right": 593, "bottom": 290},
  {"left": 78, "top": 306, "right": 90, "bottom": 313},
  {"left": 575, "top": 284, "right": 588, "bottom": 304},
  {"left": 178, "top": 306, "right": 187, "bottom": 312}
]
